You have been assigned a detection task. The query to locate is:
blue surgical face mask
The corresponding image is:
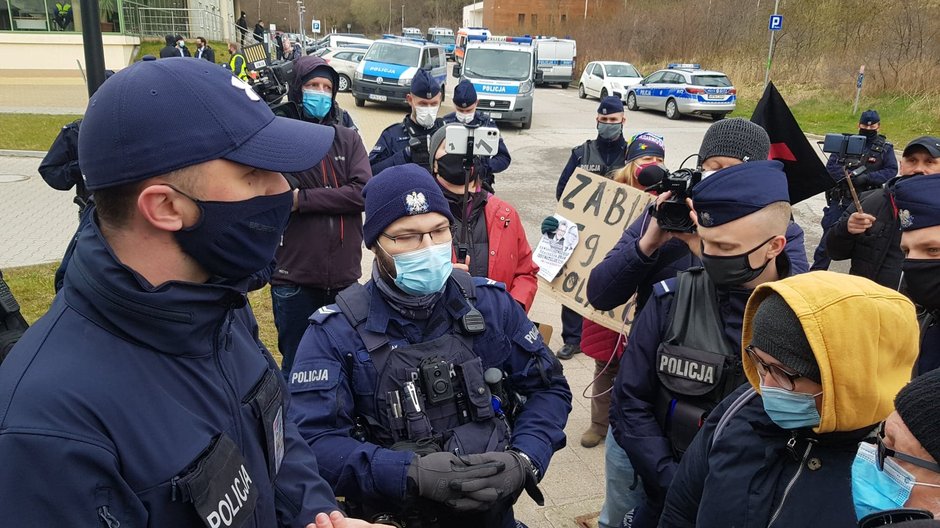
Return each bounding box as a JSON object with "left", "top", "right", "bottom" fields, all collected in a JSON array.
[
  {"left": 171, "top": 187, "right": 293, "bottom": 283},
  {"left": 760, "top": 383, "right": 822, "bottom": 429},
  {"left": 302, "top": 89, "right": 332, "bottom": 119},
  {"left": 387, "top": 241, "right": 453, "bottom": 296},
  {"left": 852, "top": 442, "right": 916, "bottom": 520}
]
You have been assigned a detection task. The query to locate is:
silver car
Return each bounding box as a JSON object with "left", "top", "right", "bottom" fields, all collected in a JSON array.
[
  {"left": 625, "top": 64, "right": 736, "bottom": 120},
  {"left": 320, "top": 47, "right": 367, "bottom": 92}
]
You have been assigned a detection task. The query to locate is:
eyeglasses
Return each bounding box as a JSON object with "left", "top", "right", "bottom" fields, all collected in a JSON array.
[
  {"left": 744, "top": 345, "right": 803, "bottom": 391},
  {"left": 381, "top": 225, "right": 452, "bottom": 252},
  {"left": 873, "top": 422, "right": 940, "bottom": 474}
]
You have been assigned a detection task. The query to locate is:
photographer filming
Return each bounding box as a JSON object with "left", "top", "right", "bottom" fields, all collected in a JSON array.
[
  {"left": 442, "top": 79, "right": 512, "bottom": 192},
  {"left": 269, "top": 55, "right": 371, "bottom": 379},
  {"left": 369, "top": 70, "right": 445, "bottom": 174},
  {"left": 825, "top": 136, "right": 940, "bottom": 289},
  {"left": 426, "top": 124, "right": 538, "bottom": 312},
  {"left": 811, "top": 109, "right": 897, "bottom": 271}
]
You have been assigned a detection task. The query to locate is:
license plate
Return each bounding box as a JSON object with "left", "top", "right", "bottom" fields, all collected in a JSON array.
[
  {"left": 487, "top": 112, "right": 503, "bottom": 119},
  {"left": 368, "top": 94, "right": 387, "bottom": 101},
  {"left": 706, "top": 94, "right": 725, "bottom": 100}
]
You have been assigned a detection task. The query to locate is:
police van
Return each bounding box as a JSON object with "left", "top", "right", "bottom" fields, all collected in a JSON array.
[
  {"left": 533, "top": 37, "right": 576, "bottom": 88},
  {"left": 427, "top": 27, "right": 456, "bottom": 59},
  {"left": 455, "top": 27, "right": 489, "bottom": 64},
  {"left": 352, "top": 35, "right": 448, "bottom": 107},
  {"left": 452, "top": 35, "right": 540, "bottom": 129}
]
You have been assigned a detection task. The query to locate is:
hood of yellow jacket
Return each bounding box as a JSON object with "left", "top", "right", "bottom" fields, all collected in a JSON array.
[{"left": 742, "top": 271, "right": 919, "bottom": 434}]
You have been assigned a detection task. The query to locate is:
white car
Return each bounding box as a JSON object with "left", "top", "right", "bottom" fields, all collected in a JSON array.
[
  {"left": 578, "top": 61, "right": 643, "bottom": 101},
  {"left": 320, "top": 47, "right": 366, "bottom": 92}
]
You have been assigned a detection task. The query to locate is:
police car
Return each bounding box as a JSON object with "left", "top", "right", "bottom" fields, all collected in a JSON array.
[
  {"left": 352, "top": 35, "right": 448, "bottom": 107},
  {"left": 624, "top": 64, "right": 736, "bottom": 120}
]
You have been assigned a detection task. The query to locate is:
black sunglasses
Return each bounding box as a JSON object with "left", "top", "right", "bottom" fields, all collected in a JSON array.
[
  {"left": 874, "top": 422, "right": 940, "bottom": 474},
  {"left": 744, "top": 345, "right": 803, "bottom": 391}
]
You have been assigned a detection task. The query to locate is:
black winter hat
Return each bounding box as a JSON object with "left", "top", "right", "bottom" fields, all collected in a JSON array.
[
  {"left": 749, "top": 292, "right": 821, "bottom": 384},
  {"left": 894, "top": 368, "right": 940, "bottom": 465},
  {"left": 698, "top": 118, "right": 771, "bottom": 165}
]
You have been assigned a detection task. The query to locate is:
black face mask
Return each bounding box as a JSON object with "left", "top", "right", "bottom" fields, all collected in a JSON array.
[
  {"left": 903, "top": 259, "right": 940, "bottom": 311},
  {"left": 435, "top": 154, "right": 471, "bottom": 186},
  {"left": 859, "top": 128, "right": 878, "bottom": 139},
  {"left": 700, "top": 236, "right": 776, "bottom": 287}
]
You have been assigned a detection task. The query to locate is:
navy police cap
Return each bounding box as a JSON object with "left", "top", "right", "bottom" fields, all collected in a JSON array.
[
  {"left": 691, "top": 160, "right": 790, "bottom": 227},
  {"left": 410, "top": 69, "right": 441, "bottom": 99},
  {"left": 894, "top": 173, "right": 940, "bottom": 231},
  {"left": 859, "top": 109, "right": 880, "bottom": 125},
  {"left": 453, "top": 79, "right": 477, "bottom": 109},
  {"left": 78, "top": 58, "right": 334, "bottom": 191},
  {"left": 598, "top": 96, "right": 623, "bottom": 115}
]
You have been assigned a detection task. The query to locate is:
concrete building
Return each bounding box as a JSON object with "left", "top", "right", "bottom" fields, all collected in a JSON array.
[
  {"left": 462, "top": 1, "right": 482, "bottom": 27},
  {"left": 481, "top": 0, "right": 592, "bottom": 34}
]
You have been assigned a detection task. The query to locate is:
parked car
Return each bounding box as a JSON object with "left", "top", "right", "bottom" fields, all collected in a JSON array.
[
  {"left": 578, "top": 61, "right": 643, "bottom": 100},
  {"left": 624, "top": 63, "right": 736, "bottom": 120},
  {"left": 305, "top": 33, "right": 370, "bottom": 54},
  {"left": 320, "top": 47, "right": 366, "bottom": 92}
]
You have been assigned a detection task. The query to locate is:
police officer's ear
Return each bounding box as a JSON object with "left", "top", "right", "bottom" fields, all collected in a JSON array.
[
  {"left": 765, "top": 234, "right": 787, "bottom": 259},
  {"left": 137, "top": 182, "right": 199, "bottom": 233}
]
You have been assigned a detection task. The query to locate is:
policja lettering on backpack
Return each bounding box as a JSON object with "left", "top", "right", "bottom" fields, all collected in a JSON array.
[{"left": 659, "top": 353, "right": 716, "bottom": 384}]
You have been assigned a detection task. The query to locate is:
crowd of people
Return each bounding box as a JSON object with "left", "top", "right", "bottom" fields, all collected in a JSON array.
[{"left": 1, "top": 47, "right": 940, "bottom": 528}]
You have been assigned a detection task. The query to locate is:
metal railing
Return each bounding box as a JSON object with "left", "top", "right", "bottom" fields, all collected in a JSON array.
[{"left": 122, "top": 0, "right": 235, "bottom": 42}]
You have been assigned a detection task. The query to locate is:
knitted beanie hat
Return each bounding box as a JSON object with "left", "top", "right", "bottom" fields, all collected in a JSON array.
[
  {"left": 698, "top": 118, "right": 771, "bottom": 164},
  {"left": 894, "top": 368, "right": 940, "bottom": 464},
  {"left": 750, "top": 292, "right": 821, "bottom": 383}
]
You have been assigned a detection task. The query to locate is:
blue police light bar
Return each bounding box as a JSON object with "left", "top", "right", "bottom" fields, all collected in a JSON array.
[
  {"left": 382, "top": 34, "right": 429, "bottom": 44},
  {"left": 668, "top": 63, "right": 701, "bottom": 69}
]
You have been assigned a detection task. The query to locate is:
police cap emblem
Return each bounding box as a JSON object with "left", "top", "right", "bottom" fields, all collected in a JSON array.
[
  {"left": 405, "top": 191, "right": 429, "bottom": 215},
  {"left": 899, "top": 209, "right": 914, "bottom": 229},
  {"left": 699, "top": 211, "right": 714, "bottom": 227}
]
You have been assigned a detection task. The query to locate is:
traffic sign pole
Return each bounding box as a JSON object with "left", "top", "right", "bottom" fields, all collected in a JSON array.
[
  {"left": 853, "top": 65, "right": 865, "bottom": 115},
  {"left": 764, "top": 0, "right": 781, "bottom": 89}
]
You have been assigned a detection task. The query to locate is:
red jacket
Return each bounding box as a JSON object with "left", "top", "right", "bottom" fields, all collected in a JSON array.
[
  {"left": 581, "top": 319, "right": 626, "bottom": 362},
  {"left": 471, "top": 195, "right": 539, "bottom": 312}
]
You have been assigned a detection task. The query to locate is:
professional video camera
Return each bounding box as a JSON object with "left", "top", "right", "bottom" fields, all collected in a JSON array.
[
  {"left": 250, "top": 60, "right": 300, "bottom": 119},
  {"left": 638, "top": 165, "right": 702, "bottom": 233}
]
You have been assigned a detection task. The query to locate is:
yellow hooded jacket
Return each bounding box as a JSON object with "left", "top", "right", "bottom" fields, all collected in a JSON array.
[{"left": 742, "top": 271, "right": 919, "bottom": 434}]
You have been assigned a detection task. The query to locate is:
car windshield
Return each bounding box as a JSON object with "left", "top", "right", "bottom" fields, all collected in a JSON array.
[
  {"left": 364, "top": 43, "right": 421, "bottom": 67},
  {"left": 433, "top": 35, "right": 456, "bottom": 45},
  {"left": 605, "top": 64, "right": 640, "bottom": 78},
  {"left": 692, "top": 75, "right": 732, "bottom": 87},
  {"left": 464, "top": 49, "right": 531, "bottom": 81}
]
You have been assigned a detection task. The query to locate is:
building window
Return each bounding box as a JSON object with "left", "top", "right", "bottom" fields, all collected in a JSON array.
[
  {"left": 2, "top": 0, "right": 123, "bottom": 32},
  {"left": 517, "top": 13, "right": 524, "bottom": 25},
  {"left": 531, "top": 13, "right": 537, "bottom": 27},
  {"left": 561, "top": 13, "right": 567, "bottom": 24}
]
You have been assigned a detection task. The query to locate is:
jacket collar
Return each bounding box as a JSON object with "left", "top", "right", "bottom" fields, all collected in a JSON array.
[
  {"left": 364, "top": 274, "right": 472, "bottom": 335},
  {"left": 62, "top": 217, "right": 249, "bottom": 357}
]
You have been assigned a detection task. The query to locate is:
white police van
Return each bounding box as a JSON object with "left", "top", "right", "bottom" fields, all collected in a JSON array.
[
  {"left": 352, "top": 35, "right": 448, "bottom": 107},
  {"left": 452, "top": 35, "right": 540, "bottom": 129},
  {"left": 533, "top": 37, "right": 576, "bottom": 88}
]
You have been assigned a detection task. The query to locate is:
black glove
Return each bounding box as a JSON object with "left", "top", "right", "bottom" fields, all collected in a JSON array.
[
  {"left": 447, "top": 451, "right": 543, "bottom": 507},
  {"left": 406, "top": 452, "right": 504, "bottom": 508},
  {"left": 408, "top": 136, "right": 430, "bottom": 166},
  {"left": 541, "top": 216, "right": 559, "bottom": 236},
  {"left": 852, "top": 173, "right": 872, "bottom": 189}
]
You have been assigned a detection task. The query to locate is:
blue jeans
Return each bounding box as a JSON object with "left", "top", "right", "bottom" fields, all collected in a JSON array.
[
  {"left": 599, "top": 427, "right": 645, "bottom": 528},
  {"left": 811, "top": 201, "right": 849, "bottom": 270},
  {"left": 270, "top": 285, "right": 338, "bottom": 379}
]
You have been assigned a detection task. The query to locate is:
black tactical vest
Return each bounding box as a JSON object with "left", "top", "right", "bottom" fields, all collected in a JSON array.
[
  {"left": 653, "top": 268, "right": 745, "bottom": 458},
  {"left": 578, "top": 139, "right": 626, "bottom": 176}
]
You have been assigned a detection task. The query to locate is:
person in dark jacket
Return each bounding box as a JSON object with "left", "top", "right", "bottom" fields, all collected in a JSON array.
[
  {"left": 288, "top": 165, "right": 571, "bottom": 528},
  {"left": 0, "top": 57, "right": 382, "bottom": 528},
  {"left": 175, "top": 34, "right": 192, "bottom": 57},
  {"left": 442, "top": 79, "right": 511, "bottom": 191},
  {"left": 611, "top": 160, "right": 799, "bottom": 528},
  {"left": 553, "top": 96, "right": 629, "bottom": 362},
  {"left": 254, "top": 19, "right": 266, "bottom": 43},
  {"left": 369, "top": 69, "right": 445, "bottom": 174},
  {"left": 195, "top": 36, "right": 215, "bottom": 62},
  {"left": 236, "top": 11, "right": 249, "bottom": 46},
  {"left": 159, "top": 33, "right": 181, "bottom": 57},
  {"left": 661, "top": 272, "right": 919, "bottom": 528},
  {"left": 826, "top": 136, "right": 940, "bottom": 289},
  {"left": 271, "top": 55, "right": 371, "bottom": 379},
  {"left": 282, "top": 38, "right": 302, "bottom": 61},
  {"left": 893, "top": 170, "right": 940, "bottom": 376},
  {"left": 812, "top": 109, "right": 898, "bottom": 270}
]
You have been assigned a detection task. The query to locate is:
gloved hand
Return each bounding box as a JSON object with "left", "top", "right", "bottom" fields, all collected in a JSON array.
[
  {"left": 408, "top": 136, "right": 430, "bottom": 166},
  {"left": 852, "top": 172, "right": 872, "bottom": 189},
  {"left": 447, "top": 451, "right": 543, "bottom": 507},
  {"left": 406, "top": 452, "right": 504, "bottom": 509},
  {"left": 541, "top": 216, "right": 559, "bottom": 236}
]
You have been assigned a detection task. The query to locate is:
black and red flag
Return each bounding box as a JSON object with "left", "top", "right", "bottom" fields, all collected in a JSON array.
[{"left": 751, "top": 82, "right": 834, "bottom": 204}]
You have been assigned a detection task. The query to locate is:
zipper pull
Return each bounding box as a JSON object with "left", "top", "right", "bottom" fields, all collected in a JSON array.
[
  {"left": 225, "top": 310, "right": 235, "bottom": 350},
  {"left": 171, "top": 476, "right": 180, "bottom": 501},
  {"left": 97, "top": 505, "right": 121, "bottom": 528}
]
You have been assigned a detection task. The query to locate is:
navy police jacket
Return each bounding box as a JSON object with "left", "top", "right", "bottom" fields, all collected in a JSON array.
[
  {"left": 555, "top": 134, "right": 628, "bottom": 200},
  {"left": 369, "top": 116, "right": 444, "bottom": 174},
  {"left": 919, "top": 313, "right": 940, "bottom": 376},
  {"left": 287, "top": 274, "right": 572, "bottom": 508},
  {"left": 442, "top": 110, "right": 512, "bottom": 182},
  {"left": 0, "top": 220, "right": 337, "bottom": 527}
]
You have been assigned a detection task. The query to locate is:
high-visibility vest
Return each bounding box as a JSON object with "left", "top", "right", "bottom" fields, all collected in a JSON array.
[
  {"left": 229, "top": 52, "right": 248, "bottom": 81},
  {"left": 55, "top": 2, "right": 71, "bottom": 16}
]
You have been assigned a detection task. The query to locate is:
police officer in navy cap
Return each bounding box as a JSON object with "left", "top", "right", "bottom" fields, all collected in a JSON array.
[
  {"left": 812, "top": 108, "right": 898, "bottom": 271},
  {"left": 549, "top": 95, "right": 629, "bottom": 361},
  {"left": 610, "top": 160, "right": 799, "bottom": 528},
  {"left": 369, "top": 69, "right": 446, "bottom": 174},
  {"left": 0, "top": 58, "right": 383, "bottom": 528},
  {"left": 288, "top": 163, "right": 572, "bottom": 528},
  {"left": 893, "top": 172, "right": 940, "bottom": 375},
  {"left": 442, "top": 78, "right": 512, "bottom": 192}
]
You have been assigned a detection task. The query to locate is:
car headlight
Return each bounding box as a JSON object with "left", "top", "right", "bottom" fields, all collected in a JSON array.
[
  {"left": 398, "top": 76, "right": 413, "bottom": 86},
  {"left": 354, "top": 70, "right": 363, "bottom": 80},
  {"left": 519, "top": 79, "right": 533, "bottom": 94},
  {"left": 612, "top": 82, "right": 622, "bottom": 90}
]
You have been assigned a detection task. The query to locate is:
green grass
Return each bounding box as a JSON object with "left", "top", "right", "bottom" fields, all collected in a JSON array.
[
  {"left": 0, "top": 113, "right": 83, "bottom": 151},
  {"left": 5, "top": 262, "right": 283, "bottom": 362}
]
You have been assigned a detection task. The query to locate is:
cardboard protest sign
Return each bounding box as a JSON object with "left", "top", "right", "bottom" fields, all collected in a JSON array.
[{"left": 538, "top": 169, "right": 655, "bottom": 333}]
